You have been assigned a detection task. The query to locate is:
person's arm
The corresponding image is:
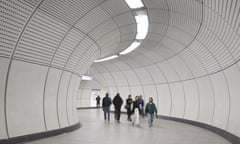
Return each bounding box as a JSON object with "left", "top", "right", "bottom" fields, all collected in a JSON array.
[
  {"left": 145, "top": 103, "right": 148, "bottom": 114},
  {"left": 102, "top": 98, "right": 104, "bottom": 108},
  {"left": 154, "top": 103, "right": 158, "bottom": 118}
]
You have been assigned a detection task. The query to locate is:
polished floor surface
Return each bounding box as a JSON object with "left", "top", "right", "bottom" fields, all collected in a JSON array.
[{"left": 28, "top": 109, "right": 230, "bottom": 144}]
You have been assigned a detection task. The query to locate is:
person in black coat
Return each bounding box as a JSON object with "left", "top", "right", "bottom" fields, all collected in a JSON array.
[
  {"left": 102, "top": 93, "right": 112, "bottom": 123},
  {"left": 125, "top": 95, "right": 133, "bottom": 121},
  {"left": 113, "top": 93, "right": 123, "bottom": 122},
  {"left": 132, "top": 96, "right": 141, "bottom": 126},
  {"left": 96, "top": 95, "right": 101, "bottom": 108}
]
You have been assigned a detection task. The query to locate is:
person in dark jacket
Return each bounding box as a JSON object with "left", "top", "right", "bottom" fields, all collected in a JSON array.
[
  {"left": 113, "top": 93, "right": 123, "bottom": 122},
  {"left": 125, "top": 95, "right": 133, "bottom": 121},
  {"left": 145, "top": 97, "right": 157, "bottom": 127},
  {"left": 102, "top": 93, "right": 112, "bottom": 123},
  {"left": 138, "top": 95, "right": 145, "bottom": 117},
  {"left": 132, "top": 96, "right": 140, "bottom": 126},
  {"left": 96, "top": 95, "right": 101, "bottom": 108}
]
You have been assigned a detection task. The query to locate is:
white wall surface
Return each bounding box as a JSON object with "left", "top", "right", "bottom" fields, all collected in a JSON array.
[
  {"left": 67, "top": 74, "right": 80, "bottom": 125},
  {"left": 182, "top": 80, "right": 199, "bottom": 121},
  {"left": 0, "top": 58, "right": 9, "bottom": 139},
  {"left": 196, "top": 77, "right": 214, "bottom": 124},
  {"left": 2, "top": 0, "right": 240, "bottom": 140},
  {"left": 224, "top": 64, "right": 240, "bottom": 136},
  {"left": 44, "top": 68, "right": 61, "bottom": 130},
  {"left": 210, "top": 72, "right": 229, "bottom": 129},
  {"left": 169, "top": 83, "right": 185, "bottom": 118},
  {"left": 58, "top": 72, "right": 71, "bottom": 128},
  {"left": 156, "top": 84, "right": 171, "bottom": 116},
  {"left": 7, "top": 61, "right": 46, "bottom": 137}
]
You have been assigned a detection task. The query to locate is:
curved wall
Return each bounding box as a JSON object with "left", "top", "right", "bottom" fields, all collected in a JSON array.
[
  {"left": 1, "top": 0, "right": 240, "bottom": 142},
  {"left": 79, "top": 0, "right": 240, "bottom": 138},
  {"left": 81, "top": 59, "right": 240, "bottom": 138},
  {"left": 0, "top": 0, "right": 102, "bottom": 140}
]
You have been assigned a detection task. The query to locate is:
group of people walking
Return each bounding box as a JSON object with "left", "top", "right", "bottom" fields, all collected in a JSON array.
[{"left": 101, "top": 92, "right": 158, "bottom": 127}]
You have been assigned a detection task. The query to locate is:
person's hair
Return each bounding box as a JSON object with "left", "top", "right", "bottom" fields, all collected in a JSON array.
[
  {"left": 116, "top": 93, "right": 120, "bottom": 96},
  {"left": 106, "top": 93, "right": 109, "bottom": 97}
]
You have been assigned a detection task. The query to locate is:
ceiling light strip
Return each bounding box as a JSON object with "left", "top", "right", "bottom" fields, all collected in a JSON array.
[
  {"left": 120, "top": 41, "right": 141, "bottom": 55},
  {"left": 94, "top": 55, "right": 118, "bottom": 63},
  {"left": 94, "top": 0, "right": 149, "bottom": 62}
]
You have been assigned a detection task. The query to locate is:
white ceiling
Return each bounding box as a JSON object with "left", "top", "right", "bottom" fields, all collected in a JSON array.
[{"left": 1, "top": 0, "right": 240, "bottom": 83}]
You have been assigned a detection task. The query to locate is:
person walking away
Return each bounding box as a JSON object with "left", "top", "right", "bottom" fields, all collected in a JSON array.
[
  {"left": 102, "top": 93, "right": 112, "bottom": 123},
  {"left": 113, "top": 93, "right": 123, "bottom": 123},
  {"left": 96, "top": 95, "right": 101, "bottom": 108},
  {"left": 132, "top": 96, "right": 140, "bottom": 126},
  {"left": 125, "top": 95, "right": 133, "bottom": 121},
  {"left": 145, "top": 97, "right": 157, "bottom": 127},
  {"left": 138, "top": 95, "right": 145, "bottom": 117}
]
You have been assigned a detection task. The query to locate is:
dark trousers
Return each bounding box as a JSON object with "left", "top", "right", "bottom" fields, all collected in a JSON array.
[
  {"left": 127, "top": 109, "right": 132, "bottom": 121},
  {"left": 103, "top": 107, "right": 110, "bottom": 121},
  {"left": 114, "top": 107, "right": 121, "bottom": 121}
]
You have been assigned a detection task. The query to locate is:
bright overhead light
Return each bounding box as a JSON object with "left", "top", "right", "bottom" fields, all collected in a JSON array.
[
  {"left": 125, "top": 0, "right": 144, "bottom": 9},
  {"left": 94, "top": 55, "right": 118, "bottom": 63},
  {"left": 120, "top": 41, "right": 141, "bottom": 55},
  {"left": 135, "top": 14, "right": 149, "bottom": 39},
  {"left": 81, "top": 75, "right": 93, "bottom": 81}
]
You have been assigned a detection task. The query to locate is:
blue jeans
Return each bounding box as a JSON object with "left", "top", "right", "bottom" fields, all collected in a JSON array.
[
  {"left": 103, "top": 107, "right": 110, "bottom": 121},
  {"left": 147, "top": 113, "right": 154, "bottom": 126}
]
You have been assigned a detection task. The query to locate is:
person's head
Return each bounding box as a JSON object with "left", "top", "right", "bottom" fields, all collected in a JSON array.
[
  {"left": 106, "top": 93, "right": 109, "bottom": 97},
  {"left": 135, "top": 96, "right": 138, "bottom": 100},
  {"left": 128, "top": 95, "right": 131, "bottom": 98},
  {"left": 116, "top": 93, "right": 120, "bottom": 97},
  {"left": 139, "top": 95, "right": 143, "bottom": 99},
  {"left": 149, "top": 97, "right": 153, "bottom": 103}
]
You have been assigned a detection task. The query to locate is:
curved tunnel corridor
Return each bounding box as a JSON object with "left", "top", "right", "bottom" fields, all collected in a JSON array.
[{"left": 0, "top": 0, "right": 240, "bottom": 143}]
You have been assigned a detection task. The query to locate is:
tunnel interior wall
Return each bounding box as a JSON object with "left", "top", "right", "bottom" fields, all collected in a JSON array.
[
  {"left": 79, "top": 61, "right": 240, "bottom": 138},
  {"left": 0, "top": 58, "right": 82, "bottom": 139}
]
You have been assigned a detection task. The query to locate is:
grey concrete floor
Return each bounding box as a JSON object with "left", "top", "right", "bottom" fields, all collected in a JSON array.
[{"left": 28, "top": 109, "right": 230, "bottom": 144}]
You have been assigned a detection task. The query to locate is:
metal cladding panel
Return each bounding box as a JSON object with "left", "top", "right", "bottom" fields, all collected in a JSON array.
[
  {"left": 123, "top": 70, "right": 141, "bottom": 86},
  {"left": 210, "top": 72, "right": 229, "bottom": 130},
  {"left": 0, "top": 58, "right": 9, "bottom": 138},
  {"left": 178, "top": 48, "right": 207, "bottom": 77},
  {"left": 168, "top": 56, "right": 193, "bottom": 80},
  {"left": 157, "top": 61, "right": 179, "bottom": 82},
  {"left": 135, "top": 68, "right": 154, "bottom": 85},
  {"left": 89, "top": 19, "right": 117, "bottom": 40},
  {"left": 111, "top": 72, "right": 128, "bottom": 86},
  {"left": 101, "top": 0, "right": 129, "bottom": 17},
  {"left": 113, "top": 12, "right": 135, "bottom": 27},
  {"left": 52, "top": 28, "right": 85, "bottom": 69},
  {"left": 102, "top": 73, "right": 117, "bottom": 87},
  {"left": 0, "top": 0, "right": 34, "bottom": 58},
  {"left": 40, "top": 0, "right": 104, "bottom": 25},
  {"left": 75, "top": 6, "right": 111, "bottom": 33},
  {"left": 15, "top": 10, "right": 69, "bottom": 65},
  {"left": 145, "top": 65, "right": 167, "bottom": 84}
]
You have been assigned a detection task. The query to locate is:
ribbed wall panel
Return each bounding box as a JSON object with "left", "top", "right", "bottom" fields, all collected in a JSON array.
[
  {"left": 52, "top": 28, "right": 85, "bottom": 69},
  {"left": 0, "top": 0, "right": 34, "bottom": 58},
  {"left": 15, "top": 10, "right": 69, "bottom": 65},
  {"left": 40, "top": 0, "right": 104, "bottom": 25},
  {"left": 75, "top": 6, "right": 111, "bottom": 33}
]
